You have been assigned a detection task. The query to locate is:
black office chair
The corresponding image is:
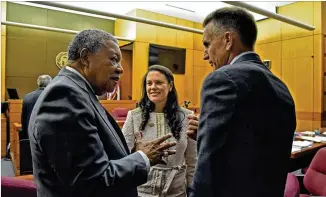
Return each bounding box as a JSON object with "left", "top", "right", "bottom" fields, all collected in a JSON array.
[
  {"left": 1, "top": 101, "right": 11, "bottom": 160},
  {"left": 19, "top": 138, "right": 33, "bottom": 175}
]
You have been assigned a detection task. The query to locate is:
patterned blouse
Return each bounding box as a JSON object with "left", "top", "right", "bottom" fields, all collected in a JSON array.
[{"left": 122, "top": 107, "right": 197, "bottom": 197}]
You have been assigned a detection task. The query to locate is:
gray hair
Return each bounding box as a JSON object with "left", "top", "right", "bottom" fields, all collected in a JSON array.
[
  {"left": 203, "top": 7, "right": 257, "bottom": 49},
  {"left": 37, "top": 75, "right": 52, "bottom": 88},
  {"left": 67, "top": 29, "right": 118, "bottom": 62}
]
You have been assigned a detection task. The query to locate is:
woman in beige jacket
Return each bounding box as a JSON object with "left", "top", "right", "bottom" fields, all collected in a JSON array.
[{"left": 122, "top": 65, "right": 197, "bottom": 197}]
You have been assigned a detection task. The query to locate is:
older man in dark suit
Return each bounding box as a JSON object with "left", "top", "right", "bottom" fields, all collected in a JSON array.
[
  {"left": 187, "top": 7, "right": 296, "bottom": 197},
  {"left": 28, "top": 29, "right": 176, "bottom": 197},
  {"left": 21, "top": 75, "right": 52, "bottom": 139}
]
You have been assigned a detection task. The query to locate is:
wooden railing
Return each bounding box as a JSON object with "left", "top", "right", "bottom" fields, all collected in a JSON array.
[{"left": 8, "top": 99, "right": 135, "bottom": 176}]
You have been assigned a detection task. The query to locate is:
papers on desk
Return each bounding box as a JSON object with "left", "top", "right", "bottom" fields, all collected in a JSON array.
[
  {"left": 293, "top": 141, "right": 313, "bottom": 147},
  {"left": 301, "top": 131, "right": 315, "bottom": 135},
  {"left": 291, "top": 146, "right": 302, "bottom": 153},
  {"left": 291, "top": 140, "right": 313, "bottom": 153},
  {"left": 300, "top": 136, "right": 322, "bottom": 143},
  {"left": 315, "top": 136, "right": 326, "bottom": 142}
]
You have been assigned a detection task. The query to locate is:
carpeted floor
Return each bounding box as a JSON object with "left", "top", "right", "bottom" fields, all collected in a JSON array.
[{"left": 1, "top": 158, "right": 15, "bottom": 177}]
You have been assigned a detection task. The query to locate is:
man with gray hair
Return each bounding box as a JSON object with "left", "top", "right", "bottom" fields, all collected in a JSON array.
[
  {"left": 187, "top": 7, "right": 296, "bottom": 197},
  {"left": 28, "top": 29, "right": 176, "bottom": 197},
  {"left": 21, "top": 74, "right": 52, "bottom": 139}
]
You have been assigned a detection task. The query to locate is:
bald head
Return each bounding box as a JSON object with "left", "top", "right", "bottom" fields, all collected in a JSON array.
[{"left": 37, "top": 75, "right": 52, "bottom": 88}]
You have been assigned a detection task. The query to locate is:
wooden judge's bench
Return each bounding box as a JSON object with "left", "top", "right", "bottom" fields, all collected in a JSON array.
[{"left": 8, "top": 99, "right": 137, "bottom": 176}]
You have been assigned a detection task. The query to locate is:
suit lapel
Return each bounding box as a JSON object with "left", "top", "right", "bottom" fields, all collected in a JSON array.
[
  {"left": 89, "top": 95, "right": 128, "bottom": 156},
  {"left": 59, "top": 68, "right": 128, "bottom": 156},
  {"left": 104, "top": 110, "right": 130, "bottom": 155}
]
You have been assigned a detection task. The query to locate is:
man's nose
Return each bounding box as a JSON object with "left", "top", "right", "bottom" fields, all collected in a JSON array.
[{"left": 115, "top": 64, "right": 123, "bottom": 74}]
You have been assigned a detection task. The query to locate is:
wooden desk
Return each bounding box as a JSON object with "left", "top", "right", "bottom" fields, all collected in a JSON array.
[
  {"left": 1, "top": 114, "right": 7, "bottom": 157},
  {"left": 291, "top": 142, "right": 326, "bottom": 159},
  {"left": 10, "top": 119, "right": 125, "bottom": 176},
  {"left": 116, "top": 120, "right": 125, "bottom": 128},
  {"left": 289, "top": 139, "right": 326, "bottom": 172},
  {"left": 15, "top": 174, "right": 34, "bottom": 181},
  {"left": 11, "top": 123, "right": 21, "bottom": 175}
]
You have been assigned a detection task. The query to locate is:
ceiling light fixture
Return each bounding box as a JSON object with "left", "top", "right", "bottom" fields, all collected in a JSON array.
[{"left": 165, "top": 4, "right": 195, "bottom": 13}]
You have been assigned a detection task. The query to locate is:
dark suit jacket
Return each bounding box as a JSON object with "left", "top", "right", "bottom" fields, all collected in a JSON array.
[
  {"left": 21, "top": 88, "right": 45, "bottom": 139},
  {"left": 28, "top": 68, "right": 148, "bottom": 197},
  {"left": 190, "top": 53, "right": 296, "bottom": 197}
]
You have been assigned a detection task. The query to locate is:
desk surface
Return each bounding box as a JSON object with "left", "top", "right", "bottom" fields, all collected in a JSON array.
[{"left": 291, "top": 139, "right": 326, "bottom": 159}]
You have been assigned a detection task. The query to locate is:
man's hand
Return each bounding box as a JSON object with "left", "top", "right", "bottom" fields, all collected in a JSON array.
[
  {"left": 187, "top": 114, "right": 199, "bottom": 140},
  {"left": 135, "top": 134, "right": 176, "bottom": 165}
]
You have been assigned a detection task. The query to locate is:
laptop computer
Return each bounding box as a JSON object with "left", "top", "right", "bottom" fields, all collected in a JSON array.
[{"left": 7, "top": 88, "right": 19, "bottom": 99}]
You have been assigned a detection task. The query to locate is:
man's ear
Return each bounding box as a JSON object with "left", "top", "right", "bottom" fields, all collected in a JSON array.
[
  {"left": 224, "top": 31, "right": 233, "bottom": 52},
  {"left": 79, "top": 48, "right": 89, "bottom": 67}
]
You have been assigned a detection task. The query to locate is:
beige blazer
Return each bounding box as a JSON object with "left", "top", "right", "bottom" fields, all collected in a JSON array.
[{"left": 122, "top": 107, "right": 197, "bottom": 197}]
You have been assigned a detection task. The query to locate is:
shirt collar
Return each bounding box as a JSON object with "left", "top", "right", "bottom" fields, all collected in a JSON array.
[
  {"left": 230, "top": 51, "right": 256, "bottom": 65},
  {"left": 65, "top": 66, "right": 96, "bottom": 95}
]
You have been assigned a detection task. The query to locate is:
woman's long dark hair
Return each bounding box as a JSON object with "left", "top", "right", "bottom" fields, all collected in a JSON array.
[{"left": 139, "top": 65, "right": 183, "bottom": 140}]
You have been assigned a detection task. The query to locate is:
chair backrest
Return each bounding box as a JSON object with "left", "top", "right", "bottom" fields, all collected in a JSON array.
[
  {"left": 19, "top": 139, "right": 33, "bottom": 175},
  {"left": 111, "top": 108, "right": 129, "bottom": 120},
  {"left": 284, "top": 173, "right": 300, "bottom": 197},
  {"left": 1, "top": 176, "right": 36, "bottom": 197},
  {"left": 304, "top": 147, "right": 326, "bottom": 196}
]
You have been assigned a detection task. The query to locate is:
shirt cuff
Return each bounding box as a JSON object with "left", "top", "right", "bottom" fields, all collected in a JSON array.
[{"left": 137, "top": 151, "right": 150, "bottom": 172}]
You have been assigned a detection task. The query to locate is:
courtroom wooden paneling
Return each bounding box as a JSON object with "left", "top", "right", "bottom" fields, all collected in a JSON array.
[
  {"left": 323, "top": 2, "right": 326, "bottom": 35},
  {"left": 313, "top": 1, "right": 323, "bottom": 35},
  {"left": 193, "top": 65, "right": 213, "bottom": 107},
  {"left": 156, "top": 13, "right": 177, "bottom": 47},
  {"left": 313, "top": 35, "right": 324, "bottom": 117},
  {"left": 278, "top": 2, "right": 315, "bottom": 40},
  {"left": 193, "top": 22, "right": 203, "bottom": 51},
  {"left": 176, "top": 18, "right": 194, "bottom": 49},
  {"left": 183, "top": 49, "right": 194, "bottom": 104},
  {"left": 282, "top": 58, "right": 314, "bottom": 113},
  {"left": 114, "top": 10, "right": 136, "bottom": 40},
  {"left": 193, "top": 50, "right": 205, "bottom": 67},
  {"left": 1, "top": 2, "right": 7, "bottom": 101},
  {"left": 135, "top": 9, "right": 156, "bottom": 43},
  {"left": 282, "top": 36, "right": 314, "bottom": 59},
  {"left": 255, "top": 41, "right": 282, "bottom": 78},
  {"left": 120, "top": 50, "right": 133, "bottom": 100},
  {"left": 256, "top": 18, "right": 281, "bottom": 44},
  {"left": 4, "top": 2, "right": 115, "bottom": 100},
  {"left": 132, "top": 41, "right": 149, "bottom": 100}
]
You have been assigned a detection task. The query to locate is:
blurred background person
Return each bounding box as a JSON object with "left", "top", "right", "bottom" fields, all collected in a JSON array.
[{"left": 21, "top": 74, "right": 52, "bottom": 139}]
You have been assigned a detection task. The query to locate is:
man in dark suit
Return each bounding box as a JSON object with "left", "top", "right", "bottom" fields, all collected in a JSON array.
[
  {"left": 28, "top": 29, "right": 176, "bottom": 197},
  {"left": 21, "top": 75, "right": 52, "bottom": 139},
  {"left": 187, "top": 7, "right": 296, "bottom": 197}
]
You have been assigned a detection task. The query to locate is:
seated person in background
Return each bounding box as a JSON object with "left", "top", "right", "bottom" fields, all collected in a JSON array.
[
  {"left": 123, "top": 65, "right": 197, "bottom": 197},
  {"left": 21, "top": 75, "right": 52, "bottom": 139}
]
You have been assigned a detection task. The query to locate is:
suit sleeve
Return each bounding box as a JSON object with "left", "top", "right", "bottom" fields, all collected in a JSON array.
[
  {"left": 33, "top": 85, "right": 148, "bottom": 190},
  {"left": 190, "top": 70, "right": 237, "bottom": 197},
  {"left": 185, "top": 136, "right": 197, "bottom": 187},
  {"left": 122, "top": 111, "right": 136, "bottom": 152}
]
